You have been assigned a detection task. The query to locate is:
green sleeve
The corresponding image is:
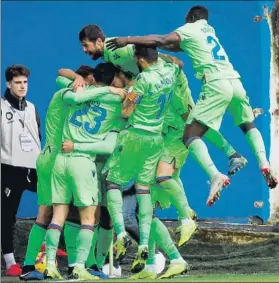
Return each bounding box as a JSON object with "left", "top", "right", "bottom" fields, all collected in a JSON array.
[
  {"left": 131, "top": 74, "right": 147, "bottom": 104},
  {"left": 56, "top": 76, "right": 73, "bottom": 89},
  {"left": 74, "top": 132, "right": 117, "bottom": 155},
  {"left": 92, "top": 93, "right": 122, "bottom": 103},
  {"left": 63, "top": 86, "right": 110, "bottom": 105}
]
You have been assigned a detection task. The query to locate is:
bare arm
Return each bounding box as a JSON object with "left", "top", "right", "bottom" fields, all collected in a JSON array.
[
  {"left": 58, "top": 69, "right": 80, "bottom": 80},
  {"left": 159, "top": 53, "right": 184, "bottom": 69},
  {"left": 106, "top": 32, "right": 181, "bottom": 51},
  {"left": 122, "top": 95, "right": 136, "bottom": 118},
  {"left": 58, "top": 68, "right": 88, "bottom": 90}
]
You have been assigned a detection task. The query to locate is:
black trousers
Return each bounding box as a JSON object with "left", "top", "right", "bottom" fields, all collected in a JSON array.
[{"left": 1, "top": 163, "right": 37, "bottom": 255}]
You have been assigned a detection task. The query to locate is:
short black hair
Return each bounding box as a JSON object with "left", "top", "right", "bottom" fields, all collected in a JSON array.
[
  {"left": 134, "top": 44, "right": 158, "bottom": 63},
  {"left": 186, "top": 6, "right": 208, "bottom": 23},
  {"left": 79, "top": 24, "right": 105, "bottom": 42},
  {"left": 93, "top": 63, "right": 120, "bottom": 85},
  {"left": 75, "top": 65, "right": 94, "bottom": 78},
  {"left": 5, "top": 65, "right": 30, "bottom": 82}
]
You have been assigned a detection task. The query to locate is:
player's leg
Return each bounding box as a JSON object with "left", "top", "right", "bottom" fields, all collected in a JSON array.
[
  {"left": 131, "top": 133, "right": 163, "bottom": 273},
  {"left": 184, "top": 80, "right": 233, "bottom": 206},
  {"left": 106, "top": 130, "right": 140, "bottom": 261},
  {"left": 21, "top": 153, "right": 54, "bottom": 280},
  {"left": 1, "top": 166, "right": 24, "bottom": 276},
  {"left": 96, "top": 206, "right": 113, "bottom": 269},
  {"left": 44, "top": 154, "right": 71, "bottom": 279},
  {"left": 66, "top": 156, "right": 99, "bottom": 280},
  {"left": 123, "top": 187, "right": 140, "bottom": 243},
  {"left": 228, "top": 79, "right": 278, "bottom": 188},
  {"left": 129, "top": 217, "right": 157, "bottom": 279},
  {"left": 156, "top": 134, "right": 196, "bottom": 246},
  {"left": 88, "top": 160, "right": 111, "bottom": 279},
  {"left": 86, "top": 206, "right": 100, "bottom": 269},
  {"left": 64, "top": 209, "right": 80, "bottom": 275},
  {"left": 204, "top": 129, "right": 248, "bottom": 176}
]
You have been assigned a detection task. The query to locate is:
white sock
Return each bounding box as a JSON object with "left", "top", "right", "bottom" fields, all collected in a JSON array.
[
  {"left": 4, "top": 253, "right": 16, "bottom": 269},
  {"left": 170, "top": 257, "right": 185, "bottom": 264},
  {"left": 117, "top": 231, "right": 126, "bottom": 240},
  {"left": 145, "top": 264, "right": 156, "bottom": 273},
  {"left": 138, "top": 244, "right": 148, "bottom": 250},
  {"left": 181, "top": 218, "right": 194, "bottom": 225}
]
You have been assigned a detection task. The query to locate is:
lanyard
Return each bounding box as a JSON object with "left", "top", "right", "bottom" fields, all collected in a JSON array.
[{"left": 3, "top": 98, "right": 26, "bottom": 128}]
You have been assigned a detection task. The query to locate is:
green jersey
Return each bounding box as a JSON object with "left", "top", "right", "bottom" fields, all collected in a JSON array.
[
  {"left": 44, "top": 90, "right": 69, "bottom": 150},
  {"left": 163, "top": 71, "right": 194, "bottom": 136},
  {"left": 128, "top": 60, "right": 180, "bottom": 134},
  {"left": 63, "top": 86, "right": 122, "bottom": 156},
  {"left": 174, "top": 19, "right": 240, "bottom": 82},
  {"left": 103, "top": 37, "right": 139, "bottom": 77}
]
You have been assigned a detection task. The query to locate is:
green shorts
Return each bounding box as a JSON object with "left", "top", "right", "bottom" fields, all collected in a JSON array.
[
  {"left": 106, "top": 128, "right": 163, "bottom": 186},
  {"left": 36, "top": 148, "right": 57, "bottom": 206},
  {"left": 51, "top": 153, "right": 98, "bottom": 207},
  {"left": 160, "top": 128, "right": 189, "bottom": 169},
  {"left": 187, "top": 78, "right": 255, "bottom": 131}
]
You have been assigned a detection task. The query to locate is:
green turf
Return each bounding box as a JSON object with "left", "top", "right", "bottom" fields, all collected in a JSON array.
[{"left": 2, "top": 273, "right": 279, "bottom": 282}]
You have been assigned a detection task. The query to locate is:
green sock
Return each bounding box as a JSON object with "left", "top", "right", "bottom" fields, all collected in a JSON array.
[
  {"left": 86, "top": 225, "right": 99, "bottom": 268},
  {"left": 107, "top": 189, "right": 125, "bottom": 236},
  {"left": 173, "top": 171, "right": 190, "bottom": 210},
  {"left": 152, "top": 217, "right": 181, "bottom": 261},
  {"left": 24, "top": 222, "right": 47, "bottom": 266},
  {"left": 96, "top": 227, "right": 113, "bottom": 267},
  {"left": 204, "top": 129, "right": 236, "bottom": 157},
  {"left": 146, "top": 223, "right": 156, "bottom": 265},
  {"left": 75, "top": 225, "right": 94, "bottom": 266},
  {"left": 46, "top": 224, "right": 62, "bottom": 264},
  {"left": 188, "top": 138, "right": 219, "bottom": 179},
  {"left": 64, "top": 221, "right": 80, "bottom": 266},
  {"left": 159, "top": 178, "right": 190, "bottom": 219},
  {"left": 136, "top": 190, "right": 153, "bottom": 246},
  {"left": 245, "top": 128, "right": 268, "bottom": 168}
]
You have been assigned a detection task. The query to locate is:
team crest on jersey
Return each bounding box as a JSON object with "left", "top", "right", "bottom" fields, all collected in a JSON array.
[
  {"left": 201, "top": 93, "right": 207, "bottom": 101},
  {"left": 6, "top": 112, "right": 13, "bottom": 121},
  {"left": 113, "top": 53, "right": 120, "bottom": 60}
]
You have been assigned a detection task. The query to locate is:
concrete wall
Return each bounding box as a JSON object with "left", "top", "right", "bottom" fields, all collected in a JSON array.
[{"left": 1, "top": 1, "right": 273, "bottom": 221}]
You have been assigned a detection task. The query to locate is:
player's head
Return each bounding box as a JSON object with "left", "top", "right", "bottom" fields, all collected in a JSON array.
[
  {"left": 185, "top": 6, "right": 208, "bottom": 23},
  {"left": 79, "top": 25, "right": 105, "bottom": 60},
  {"left": 75, "top": 65, "right": 95, "bottom": 85},
  {"left": 134, "top": 44, "right": 158, "bottom": 71},
  {"left": 93, "top": 63, "right": 131, "bottom": 88},
  {"left": 5, "top": 65, "right": 30, "bottom": 99}
]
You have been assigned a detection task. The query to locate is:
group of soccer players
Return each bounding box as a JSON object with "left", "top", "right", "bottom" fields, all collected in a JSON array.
[{"left": 19, "top": 5, "right": 278, "bottom": 281}]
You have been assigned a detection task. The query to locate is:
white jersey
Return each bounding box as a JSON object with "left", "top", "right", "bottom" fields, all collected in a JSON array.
[
  {"left": 175, "top": 19, "right": 240, "bottom": 82},
  {"left": 1, "top": 97, "right": 41, "bottom": 168}
]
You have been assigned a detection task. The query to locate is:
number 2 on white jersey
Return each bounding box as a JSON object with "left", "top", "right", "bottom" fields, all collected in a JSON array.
[{"left": 207, "top": 35, "right": 226, "bottom": 61}]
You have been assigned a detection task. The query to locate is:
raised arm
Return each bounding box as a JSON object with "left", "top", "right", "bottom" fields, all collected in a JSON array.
[
  {"left": 62, "top": 87, "right": 126, "bottom": 105},
  {"left": 159, "top": 53, "right": 184, "bottom": 69},
  {"left": 106, "top": 32, "right": 181, "bottom": 51}
]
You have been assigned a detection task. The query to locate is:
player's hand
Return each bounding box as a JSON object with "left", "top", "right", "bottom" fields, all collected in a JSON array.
[
  {"left": 108, "top": 87, "right": 127, "bottom": 99},
  {"left": 73, "top": 75, "right": 87, "bottom": 92},
  {"left": 75, "top": 86, "right": 84, "bottom": 93},
  {"left": 106, "top": 37, "right": 129, "bottom": 51},
  {"left": 61, "top": 140, "right": 74, "bottom": 153}
]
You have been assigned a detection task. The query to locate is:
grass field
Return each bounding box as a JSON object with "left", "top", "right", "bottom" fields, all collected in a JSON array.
[{"left": 1, "top": 274, "right": 279, "bottom": 282}]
